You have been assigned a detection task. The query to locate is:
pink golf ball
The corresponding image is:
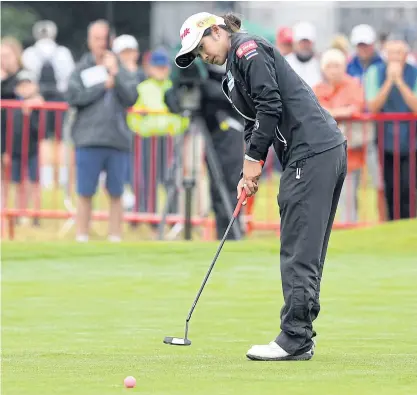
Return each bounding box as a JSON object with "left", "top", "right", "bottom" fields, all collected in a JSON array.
[{"left": 124, "top": 376, "right": 136, "bottom": 388}]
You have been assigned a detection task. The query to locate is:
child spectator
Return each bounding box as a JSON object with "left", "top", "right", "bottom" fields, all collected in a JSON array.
[
  {"left": 126, "top": 49, "right": 188, "bottom": 222},
  {"left": 11, "top": 71, "right": 44, "bottom": 226}
]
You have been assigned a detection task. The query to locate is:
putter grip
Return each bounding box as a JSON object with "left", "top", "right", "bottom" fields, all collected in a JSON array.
[{"left": 233, "top": 160, "right": 265, "bottom": 217}]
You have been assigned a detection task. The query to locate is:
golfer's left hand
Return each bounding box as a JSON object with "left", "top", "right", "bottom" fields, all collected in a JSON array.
[{"left": 242, "top": 159, "right": 262, "bottom": 197}]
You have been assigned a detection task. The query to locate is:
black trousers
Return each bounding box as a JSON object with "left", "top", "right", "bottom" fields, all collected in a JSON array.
[
  {"left": 383, "top": 151, "right": 417, "bottom": 220},
  {"left": 207, "top": 127, "right": 244, "bottom": 240},
  {"left": 276, "top": 142, "right": 347, "bottom": 355}
]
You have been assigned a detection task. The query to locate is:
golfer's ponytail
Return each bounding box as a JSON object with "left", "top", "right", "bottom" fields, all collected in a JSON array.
[{"left": 222, "top": 13, "right": 241, "bottom": 33}]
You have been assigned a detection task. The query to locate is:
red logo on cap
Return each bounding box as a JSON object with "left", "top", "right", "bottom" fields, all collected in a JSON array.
[{"left": 180, "top": 28, "right": 190, "bottom": 40}]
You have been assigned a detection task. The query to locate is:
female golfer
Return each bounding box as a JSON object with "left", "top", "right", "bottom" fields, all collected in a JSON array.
[{"left": 175, "top": 12, "right": 347, "bottom": 361}]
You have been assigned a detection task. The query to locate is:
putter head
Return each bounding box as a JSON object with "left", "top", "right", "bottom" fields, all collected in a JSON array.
[{"left": 163, "top": 336, "right": 192, "bottom": 346}]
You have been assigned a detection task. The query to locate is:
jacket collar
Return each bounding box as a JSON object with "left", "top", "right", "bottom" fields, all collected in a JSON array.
[{"left": 226, "top": 33, "right": 247, "bottom": 70}]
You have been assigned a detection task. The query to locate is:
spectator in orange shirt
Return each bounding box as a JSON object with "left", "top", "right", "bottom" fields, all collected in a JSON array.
[{"left": 314, "top": 48, "right": 367, "bottom": 223}]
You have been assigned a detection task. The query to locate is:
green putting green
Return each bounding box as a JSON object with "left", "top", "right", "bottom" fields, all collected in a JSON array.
[{"left": 2, "top": 220, "right": 417, "bottom": 394}]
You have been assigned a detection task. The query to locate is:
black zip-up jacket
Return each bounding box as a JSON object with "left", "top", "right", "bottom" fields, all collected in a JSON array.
[
  {"left": 221, "top": 33, "right": 345, "bottom": 170},
  {"left": 11, "top": 104, "right": 40, "bottom": 158}
]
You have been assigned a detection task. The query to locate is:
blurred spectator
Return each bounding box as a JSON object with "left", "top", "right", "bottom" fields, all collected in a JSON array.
[
  {"left": 1, "top": 37, "right": 23, "bottom": 98},
  {"left": 112, "top": 34, "right": 146, "bottom": 82},
  {"left": 365, "top": 36, "right": 417, "bottom": 220},
  {"left": 1, "top": 37, "right": 23, "bottom": 196},
  {"left": 11, "top": 71, "right": 44, "bottom": 226},
  {"left": 378, "top": 32, "right": 390, "bottom": 54},
  {"left": 22, "top": 20, "right": 75, "bottom": 100},
  {"left": 22, "top": 20, "right": 76, "bottom": 191},
  {"left": 127, "top": 49, "right": 188, "bottom": 218},
  {"left": 330, "top": 34, "right": 350, "bottom": 60},
  {"left": 276, "top": 27, "right": 293, "bottom": 56},
  {"left": 67, "top": 20, "right": 139, "bottom": 242},
  {"left": 314, "top": 49, "right": 367, "bottom": 223},
  {"left": 380, "top": 31, "right": 417, "bottom": 66},
  {"left": 141, "top": 50, "right": 152, "bottom": 77},
  {"left": 285, "top": 22, "right": 321, "bottom": 87},
  {"left": 347, "top": 24, "right": 384, "bottom": 82},
  {"left": 112, "top": 34, "right": 146, "bottom": 210},
  {"left": 348, "top": 24, "right": 385, "bottom": 221}
]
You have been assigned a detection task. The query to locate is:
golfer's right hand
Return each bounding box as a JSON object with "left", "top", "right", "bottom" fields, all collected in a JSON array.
[{"left": 236, "top": 178, "right": 248, "bottom": 206}]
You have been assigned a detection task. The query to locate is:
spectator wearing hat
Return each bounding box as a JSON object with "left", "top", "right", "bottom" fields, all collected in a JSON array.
[
  {"left": 348, "top": 24, "right": 386, "bottom": 222},
  {"left": 67, "top": 20, "right": 139, "bottom": 242},
  {"left": 10, "top": 70, "right": 44, "bottom": 225},
  {"left": 127, "top": 49, "right": 188, "bottom": 219},
  {"left": 22, "top": 20, "right": 76, "bottom": 192},
  {"left": 347, "top": 24, "right": 384, "bottom": 82},
  {"left": 365, "top": 36, "right": 417, "bottom": 220},
  {"left": 22, "top": 20, "right": 75, "bottom": 98},
  {"left": 112, "top": 34, "right": 146, "bottom": 83},
  {"left": 276, "top": 27, "right": 293, "bottom": 56},
  {"left": 285, "top": 21, "right": 321, "bottom": 87},
  {"left": 112, "top": 34, "right": 146, "bottom": 210}
]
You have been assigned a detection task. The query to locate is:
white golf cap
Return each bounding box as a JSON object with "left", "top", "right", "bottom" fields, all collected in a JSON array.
[
  {"left": 293, "top": 21, "right": 316, "bottom": 42},
  {"left": 350, "top": 24, "right": 376, "bottom": 46},
  {"left": 112, "top": 35, "right": 139, "bottom": 54},
  {"left": 175, "top": 12, "right": 225, "bottom": 68}
]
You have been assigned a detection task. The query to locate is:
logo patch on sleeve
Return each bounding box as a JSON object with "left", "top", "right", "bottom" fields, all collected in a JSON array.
[{"left": 236, "top": 40, "right": 258, "bottom": 58}]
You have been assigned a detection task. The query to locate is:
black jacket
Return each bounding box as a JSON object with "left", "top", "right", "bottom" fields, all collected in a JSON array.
[
  {"left": 202, "top": 63, "right": 243, "bottom": 133},
  {"left": 221, "top": 33, "right": 345, "bottom": 169},
  {"left": 11, "top": 104, "right": 40, "bottom": 158},
  {"left": 1, "top": 71, "right": 21, "bottom": 155}
]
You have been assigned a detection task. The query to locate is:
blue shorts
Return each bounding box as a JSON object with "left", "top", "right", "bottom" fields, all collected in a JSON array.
[
  {"left": 75, "top": 147, "right": 129, "bottom": 197},
  {"left": 12, "top": 155, "right": 39, "bottom": 183}
]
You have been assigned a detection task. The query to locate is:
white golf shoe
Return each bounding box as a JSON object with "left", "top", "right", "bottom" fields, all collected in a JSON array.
[{"left": 246, "top": 341, "right": 314, "bottom": 361}]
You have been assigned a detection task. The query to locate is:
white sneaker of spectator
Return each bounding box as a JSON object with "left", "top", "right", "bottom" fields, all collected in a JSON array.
[
  {"left": 122, "top": 188, "right": 135, "bottom": 211},
  {"left": 76, "top": 234, "right": 89, "bottom": 243},
  {"left": 108, "top": 235, "right": 122, "bottom": 243}
]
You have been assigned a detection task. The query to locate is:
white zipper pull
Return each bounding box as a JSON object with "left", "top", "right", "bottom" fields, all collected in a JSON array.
[{"left": 296, "top": 168, "right": 301, "bottom": 179}]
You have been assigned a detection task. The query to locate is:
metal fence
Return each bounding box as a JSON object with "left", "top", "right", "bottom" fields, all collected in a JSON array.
[{"left": 1, "top": 100, "right": 416, "bottom": 240}]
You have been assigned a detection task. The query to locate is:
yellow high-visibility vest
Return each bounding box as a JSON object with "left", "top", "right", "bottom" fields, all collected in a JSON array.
[{"left": 127, "top": 78, "right": 189, "bottom": 137}]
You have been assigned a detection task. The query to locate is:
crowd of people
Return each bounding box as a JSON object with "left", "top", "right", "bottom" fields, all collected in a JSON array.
[
  {"left": 274, "top": 21, "right": 417, "bottom": 224},
  {"left": 1, "top": 18, "right": 416, "bottom": 241}
]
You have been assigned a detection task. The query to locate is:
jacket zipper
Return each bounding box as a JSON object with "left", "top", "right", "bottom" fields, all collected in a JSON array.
[
  {"left": 222, "top": 75, "right": 288, "bottom": 153},
  {"left": 221, "top": 77, "right": 256, "bottom": 122}
]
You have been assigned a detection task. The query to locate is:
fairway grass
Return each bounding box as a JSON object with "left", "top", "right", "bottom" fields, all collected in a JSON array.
[{"left": 2, "top": 220, "right": 417, "bottom": 394}]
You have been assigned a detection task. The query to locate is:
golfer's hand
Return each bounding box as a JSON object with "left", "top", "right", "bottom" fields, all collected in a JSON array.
[
  {"left": 242, "top": 159, "right": 262, "bottom": 197},
  {"left": 236, "top": 178, "right": 248, "bottom": 206}
]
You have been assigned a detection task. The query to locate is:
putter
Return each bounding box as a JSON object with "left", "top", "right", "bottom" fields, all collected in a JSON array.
[{"left": 164, "top": 161, "right": 264, "bottom": 346}]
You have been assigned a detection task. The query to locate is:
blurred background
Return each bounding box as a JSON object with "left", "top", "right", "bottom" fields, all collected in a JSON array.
[{"left": 1, "top": 1, "right": 416, "bottom": 243}]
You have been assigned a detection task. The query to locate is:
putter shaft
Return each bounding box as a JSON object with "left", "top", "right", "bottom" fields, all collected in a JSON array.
[
  {"left": 183, "top": 190, "right": 247, "bottom": 338},
  {"left": 181, "top": 160, "right": 264, "bottom": 342}
]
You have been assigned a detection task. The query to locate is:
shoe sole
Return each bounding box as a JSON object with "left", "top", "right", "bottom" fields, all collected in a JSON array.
[{"left": 246, "top": 352, "right": 313, "bottom": 361}]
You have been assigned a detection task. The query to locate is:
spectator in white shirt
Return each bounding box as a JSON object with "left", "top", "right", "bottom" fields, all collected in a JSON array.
[
  {"left": 22, "top": 20, "right": 75, "bottom": 99},
  {"left": 22, "top": 21, "right": 76, "bottom": 193},
  {"left": 285, "top": 22, "right": 321, "bottom": 87}
]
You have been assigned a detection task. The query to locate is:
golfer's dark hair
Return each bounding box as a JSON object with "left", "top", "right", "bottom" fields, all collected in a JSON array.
[{"left": 221, "top": 13, "right": 241, "bottom": 33}]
